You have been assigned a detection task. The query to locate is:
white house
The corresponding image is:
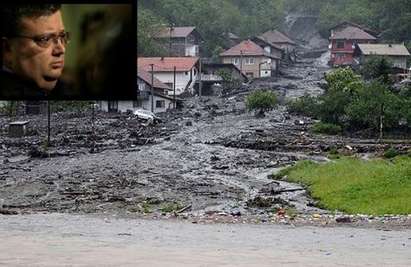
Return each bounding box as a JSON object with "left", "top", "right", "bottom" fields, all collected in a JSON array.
[
  {"left": 99, "top": 70, "right": 174, "bottom": 114},
  {"left": 138, "top": 57, "right": 199, "bottom": 95}
]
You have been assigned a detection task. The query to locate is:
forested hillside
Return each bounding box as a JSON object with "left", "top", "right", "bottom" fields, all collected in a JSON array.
[{"left": 138, "top": 0, "right": 411, "bottom": 56}]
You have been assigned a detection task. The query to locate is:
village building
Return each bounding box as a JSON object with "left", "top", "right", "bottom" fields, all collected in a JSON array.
[
  {"left": 329, "top": 22, "right": 378, "bottom": 67},
  {"left": 354, "top": 43, "right": 410, "bottom": 70},
  {"left": 197, "top": 63, "right": 248, "bottom": 95},
  {"left": 258, "top": 30, "right": 296, "bottom": 61},
  {"left": 250, "top": 36, "right": 284, "bottom": 62},
  {"left": 219, "top": 39, "right": 280, "bottom": 79},
  {"left": 154, "top": 26, "right": 203, "bottom": 57},
  {"left": 99, "top": 70, "right": 174, "bottom": 114},
  {"left": 138, "top": 57, "right": 199, "bottom": 96}
]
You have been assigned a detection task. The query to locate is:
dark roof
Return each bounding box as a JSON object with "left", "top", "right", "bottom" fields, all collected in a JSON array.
[
  {"left": 138, "top": 57, "right": 199, "bottom": 72},
  {"left": 330, "top": 26, "right": 377, "bottom": 40},
  {"left": 138, "top": 70, "right": 171, "bottom": 90},
  {"left": 155, "top": 26, "right": 202, "bottom": 39},
  {"left": 259, "top": 30, "right": 296, "bottom": 45},
  {"left": 251, "top": 36, "right": 284, "bottom": 52},
  {"left": 220, "top": 39, "right": 279, "bottom": 59},
  {"left": 357, "top": 44, "right": 410, "bottom": 56},
  {"left": 330, "top": 21, "right": 378, "bottom": 36}
]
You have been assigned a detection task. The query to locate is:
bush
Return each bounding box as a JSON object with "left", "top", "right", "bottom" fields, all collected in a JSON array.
[
  {"left": 246, "top": 90, "right": 277, "bottom": 116},
  {"left": 345, "top": 82, "right": 402, "bottom": 130},
  {"left": 286, "top": 94, "right": 319, "bottom": 117},
  {"left": 312, "top": 122, "right": 342, "bottom": 135},
  {"left": 383, "top": 147, "right": 399, "bottom": 159}
]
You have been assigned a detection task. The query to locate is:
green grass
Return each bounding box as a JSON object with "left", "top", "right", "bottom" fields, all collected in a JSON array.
[{"left": 279, "top": 156, "right": 411, "bottom": 215}]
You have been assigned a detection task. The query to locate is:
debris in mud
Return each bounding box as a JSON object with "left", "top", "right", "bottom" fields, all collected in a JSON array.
[{"left": 246, "top": 196, "right": 290, "bottom": 208}]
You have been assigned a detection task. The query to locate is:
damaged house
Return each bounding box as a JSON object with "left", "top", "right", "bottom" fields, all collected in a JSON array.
[
  {"left": 154, "top": 26, "right": 203, "bottom": 57},
  {"left": 219, "top": 39, "right": 280, "bottom": 79},
  {"left": 354, "top": 43, "right": 410, "bottom": 70},
  {"left": 257, "top": 30, "right": 296, "bottom": 61},
  {"left": 99, "top": 70, "right": 174, "bottom": 114},
  {"left": 329, "top": 22, "right": 378, "bottom": 67},
  {"left": 138, "top": 57, "right": 199, "bottom": 96}
]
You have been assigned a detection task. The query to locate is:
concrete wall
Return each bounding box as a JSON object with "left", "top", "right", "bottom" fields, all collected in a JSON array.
[{"left": 153, "top": 68, "right": 197, "bottom": 95}]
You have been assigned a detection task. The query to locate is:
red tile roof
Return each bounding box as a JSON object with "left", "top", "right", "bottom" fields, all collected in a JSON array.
[
  {"left": 138, "top": 57, "right": 199, "bottom": 72},
  {"left": 220, "top": 39, "right": 271, "bottom": 57},
  {"left": 155, "top": 26, "right": 196, "bottom": 38},
  {"left": 259, "top": 30, "right": 296, "bottom": 45},
  {"left": 138, "top": 70, "right": 171, "bottom": 90},
  {"left": 331, "top": 26, "right": 377, "bottom": 40}
]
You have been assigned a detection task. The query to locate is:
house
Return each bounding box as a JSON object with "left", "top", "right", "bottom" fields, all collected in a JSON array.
[
  {"left": 154, "top": 26, "right": 203, "bottom": 57},
  {"left": 258, "top": 30, "right": 296, "bottom": 61},
  {"left": 138, "top": 57, "right": 199, "bottom": 95},
  {"left": 251, "top": 36, "right": 284, "bottom": 62},
  {"left": 99, "top": 70, "right": 174, "bottom": 114},
  {"left": 354, "top": 44, "right": 410, "bottom": 69},
  {"left": 329, "top": 22, "right": 377, "bottom": 67},
  {"left": 197, "top": 63, "right": 248, "bottom": 95},
  {"left": 223, "top": 32, "right": 241, "bottom": 48},
  {"left": 219, "top": 39, "right": 280, "bottom": 79}
]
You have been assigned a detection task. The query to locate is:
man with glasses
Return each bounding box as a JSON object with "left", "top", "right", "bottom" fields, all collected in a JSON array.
[{"left": 0, "top": 4, "right": 70, "bottom": 99}]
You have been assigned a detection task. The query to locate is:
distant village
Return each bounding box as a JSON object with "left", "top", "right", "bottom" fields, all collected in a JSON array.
[{"left": 131, "top": 21, "right": 410, "bottom": 114}]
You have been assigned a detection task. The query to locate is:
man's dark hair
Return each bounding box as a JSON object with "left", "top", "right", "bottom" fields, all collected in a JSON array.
[{"left": 1, "top": 4, "right": 61, "bottom": 37}]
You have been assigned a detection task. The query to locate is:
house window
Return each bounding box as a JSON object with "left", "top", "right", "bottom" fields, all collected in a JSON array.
[
  {"left": 232, "top": 58, "right": 239, "bottom": 65},
  {"left": 246, "top": 72, "right": 254, "bottom": 78},
  {"left": 336, "top": 40, "right": 345, "bottom": 49},
  {"left": 185, "top": 71, "right": 189, "bottom": 75},
  {"left": 245, "top": 58, "right": 255, "bottom": 65},
  {"left": 165, "top": 82, "right": 173, "bottom": 89},
  {"left": 108, "top": 101, "right": 118, "bottom": 112},
  {"left": 156, "top": 100, "right": 165, "bottom": 108}
]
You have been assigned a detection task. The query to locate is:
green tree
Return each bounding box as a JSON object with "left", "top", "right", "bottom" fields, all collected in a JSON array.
[
  {"left": 137, "top": 7, "right": 167, "bottom": 56},
  {"left": 345, "top": 82, "right": 401, "bottom": 130},
  {"left": 317, "top": 68, "right": 363, "bottom": 124},
  {"left": 360, "top": 56, "right": 392, "bottom": 84},
  {"left": 246, "top": 90, "right": 278, "bottom": 117}
]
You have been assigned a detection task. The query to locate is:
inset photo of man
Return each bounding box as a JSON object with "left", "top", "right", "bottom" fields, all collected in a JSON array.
[{"left": 0, "top": 2, "right": 136, "bottom": 100}]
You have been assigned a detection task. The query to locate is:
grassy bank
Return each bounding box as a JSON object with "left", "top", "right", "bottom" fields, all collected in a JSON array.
[{"left": 277, "top": 156, "right": 411, "bottom": 215}]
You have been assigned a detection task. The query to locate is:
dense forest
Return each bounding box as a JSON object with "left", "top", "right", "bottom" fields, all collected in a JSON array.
[{"left": 138, "top": 0, "right": 411, "bottom": 56}]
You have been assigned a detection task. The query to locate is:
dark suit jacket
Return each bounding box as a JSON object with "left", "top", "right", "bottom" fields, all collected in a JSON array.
[{"left": 0, "top": 70, "right": 69, "bottom": 100}]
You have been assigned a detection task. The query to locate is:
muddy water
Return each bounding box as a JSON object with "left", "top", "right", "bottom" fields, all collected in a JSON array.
[
  {"left": 0, "top": 214, "right": 410, "bottom": 267},
  {"left": 0, "top": 100, "right": 327, "bottom": 217}
]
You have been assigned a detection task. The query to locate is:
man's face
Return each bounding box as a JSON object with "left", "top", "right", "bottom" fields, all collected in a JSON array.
[{"left": 4, "top": 11, "right": 66, "bottom": 91}]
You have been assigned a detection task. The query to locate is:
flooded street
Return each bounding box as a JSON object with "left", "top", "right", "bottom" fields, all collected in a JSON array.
[{"left": 1, "top": 213, "right": 410, "bottom": 267}]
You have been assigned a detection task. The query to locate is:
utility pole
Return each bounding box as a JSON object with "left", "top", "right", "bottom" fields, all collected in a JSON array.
[
  {"left": 47, "top": 100, "right": 50, "bottom": 147},
  {"left": 379, "top": 103, "right": 384, "bottom": 141},
  {"left": 198, "top": 58, "right": 202, "bottom": 97},
  {"left": 150, "top": 64, "right": 154, "bottom": 112},
  {"left": 173, "top": 66, "right": 176, "bottom": 109},
  {"left": 240, "top": 50, "right": 243, "bottom": 75},
  {"left": 169, "top": 23, "right": 174, "bottom": 57}
]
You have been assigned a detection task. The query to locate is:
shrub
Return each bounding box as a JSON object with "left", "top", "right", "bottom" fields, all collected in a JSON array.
[
  {"left": 286, "top": 94, "right": 319, "bottom": 117},
  {"left": 383, "top": 147, "right": 399, "bottom": 159},
  {"left": 312, "top": 122, "right": 342, "bottom": 135},
  {"left": 246, "top": 90, "right": 277, "bottom": 116}
]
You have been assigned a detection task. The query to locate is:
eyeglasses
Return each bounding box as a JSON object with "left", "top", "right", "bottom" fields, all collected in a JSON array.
[{"left": 11, "top": 31, "right": 70, "bottom": 48}]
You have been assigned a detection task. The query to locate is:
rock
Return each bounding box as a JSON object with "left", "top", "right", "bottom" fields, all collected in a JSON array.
[{"left": 336, "top": 216, "right": 352, "bottom": 223}]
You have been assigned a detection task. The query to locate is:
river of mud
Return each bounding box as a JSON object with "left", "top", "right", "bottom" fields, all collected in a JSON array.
[{"left": 1, "top": 52, "right": 410, "bottom": 228}]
